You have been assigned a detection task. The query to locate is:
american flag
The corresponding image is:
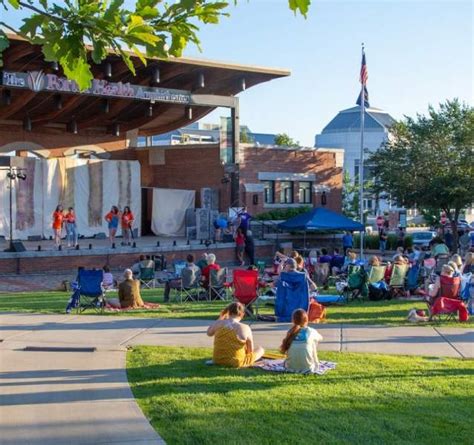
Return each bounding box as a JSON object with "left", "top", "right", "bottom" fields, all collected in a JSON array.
[{"left": 356, "top": 50, "right": 370, "bottom": 108}]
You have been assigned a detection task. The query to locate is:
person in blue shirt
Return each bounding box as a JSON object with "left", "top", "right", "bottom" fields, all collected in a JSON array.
[
  {"left": 238, "top": 207, "right": 252, "bottom": 236},
  {"left": 318, "top": 248, "right": 332, "bottom": 264},
  {"left": 342, "top": 231, "right": 353, "bottom": 255},
  {"left": 330, "top": 248, "right": 345, "bottom": 274}
]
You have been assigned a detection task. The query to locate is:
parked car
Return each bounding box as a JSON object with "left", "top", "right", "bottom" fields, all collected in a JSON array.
[{"left": 411, "top": 231, "right": 436, "bottom": 250}]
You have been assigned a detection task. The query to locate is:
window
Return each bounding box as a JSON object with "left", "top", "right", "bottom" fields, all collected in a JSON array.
[
  {"left": 299, "top": 181, "right": 312, "bottom": 204},
  {"left": 263, "top": 181, "right": 275, "bottom": 204},
  {"left": 280, "top": 181, "right": 294, "bottom": 204}
]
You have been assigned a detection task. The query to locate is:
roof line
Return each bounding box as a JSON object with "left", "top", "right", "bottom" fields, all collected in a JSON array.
[{"left": 4, "top": 32, "right": 290, "bottom": 77}]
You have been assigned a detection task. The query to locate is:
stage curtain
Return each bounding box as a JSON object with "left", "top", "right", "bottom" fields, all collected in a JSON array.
[{"left": 151, "top": 188, "right": 195, "bottom": 237}]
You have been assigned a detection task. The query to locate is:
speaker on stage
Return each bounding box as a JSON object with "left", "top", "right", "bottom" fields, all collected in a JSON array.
[{"left": 4, "top": 241, "right": 27, "bottom": 252}]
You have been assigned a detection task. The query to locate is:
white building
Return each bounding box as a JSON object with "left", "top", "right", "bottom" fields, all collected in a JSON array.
[{"left": 315, "top": 105, "right": 396, "bottom": 214}]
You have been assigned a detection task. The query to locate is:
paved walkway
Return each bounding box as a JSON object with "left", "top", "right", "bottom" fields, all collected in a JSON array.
[{"left": 0, "top": 313, "right": 473, "bottom": 445}]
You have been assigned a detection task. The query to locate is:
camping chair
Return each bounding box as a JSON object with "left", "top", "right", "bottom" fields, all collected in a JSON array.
[
  {"left": 388, "top": 264, "right": 409, "bottom": 298},
  {"left": 209, "top": 268, "right": 230, "bottom": 301},
  {"left": 139, "top": 267, "right": 156, "bottom": 289},
  {"left": 340, "top": 266, "right": 368, "bottom": 302},
  {"left": 406, "top": 263, "right": 422, "bottom": 292},
  {"left": 76, "top": 268, "right": 105, "bottom": 313},
  {"left": 177, "top": 267, "right": 203, "bottom": 303},
  {"left": 275, "top": 271, "right": 310, "bottom": 322},
  {"left": 428, "top": 276, "right": 464, "bottom": 322},
  {"left": 368, "top": 265, "right": 387, "bottom": 284},
  {"left": 256, "top": 260, "right": 266, "bottom": 277},
  {"left": 173, "top": 260, "right": 187, "bottom": 278},
  {"left": 232, "top": 269, "right": 260, "bottom": 317}
]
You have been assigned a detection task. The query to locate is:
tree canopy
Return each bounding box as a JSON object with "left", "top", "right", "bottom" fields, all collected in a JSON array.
[
  {"left": 370, "top": 99, "right": 474, "bottom": 230},
  {"left": 0, "top": 0, "right": 311, "bottom": 89},
  {"left": 274, "top": 132, "right": 299, "bottom": 147}
]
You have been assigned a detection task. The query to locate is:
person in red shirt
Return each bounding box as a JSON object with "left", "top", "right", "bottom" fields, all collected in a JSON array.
[
  {"left": 201, "top": 253, "right": 221, "bottom": 289},
  {"left": 64, "top": 207, "right": 78, "bottom": 247},
  {"left": 105, "top": 206, "right": 120, "bottom": 245},
  {"left": 52, "top": 205, "right": 64, "bottom": 247},
  {"left": 121, "top": 206, "right": 134, "bottom": 246},
  {"left": 235, "top": 227, "right": 246, "bottom": 266}
]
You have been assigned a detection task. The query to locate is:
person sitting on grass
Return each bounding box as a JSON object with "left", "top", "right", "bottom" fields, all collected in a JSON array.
[
  {"left": 280, "top": 308, "right": 323, "bottom": 373},
  {"left": 207, "top": 302, "right": 264, "bottom": 368},
  {"left": 107, "top": 268, "right": 144, "bottom": 309},
  {"left": 102, "top": 265, "right": 115, "bottom": 290}
]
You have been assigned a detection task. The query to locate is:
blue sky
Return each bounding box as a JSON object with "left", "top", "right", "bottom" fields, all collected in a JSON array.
[{"left": 3, "top": 1, "right": 472, "bottom": 145}]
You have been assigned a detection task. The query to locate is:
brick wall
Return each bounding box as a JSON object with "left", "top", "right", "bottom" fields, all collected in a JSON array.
[
  {"left": 239, "top": 145, "right": 343, "bottom": 216},
  {"left": 0, "top": 244, "right": 274, "bottom": 275}
]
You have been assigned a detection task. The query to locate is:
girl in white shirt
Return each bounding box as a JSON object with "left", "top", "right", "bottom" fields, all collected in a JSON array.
[{"left": 280, "top": 309, "right": 323, "bottom": 373}]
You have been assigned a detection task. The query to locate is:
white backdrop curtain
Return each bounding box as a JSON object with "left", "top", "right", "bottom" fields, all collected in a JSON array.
[
  {"left": 151, "top": 188, "right": 195, "bottom": 236},
  {"left": 0, "top": 157, "right": 141, "bottom": 240}
]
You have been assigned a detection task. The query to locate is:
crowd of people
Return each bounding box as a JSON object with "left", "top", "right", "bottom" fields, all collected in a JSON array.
[{"left": 51, "top": 204, "right": 135, "bottom": 248}]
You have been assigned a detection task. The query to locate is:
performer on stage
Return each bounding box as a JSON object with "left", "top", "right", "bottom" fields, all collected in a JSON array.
[
  {"left": 64, "top": 207, "right": 78, "bottom": 248},
  {"left": 52, "top": 205, "right": 64, "bottom": 247},
  {"left": 105, "top": 206, "right": 120, "bottom": 245},
  {"left": 121, "top": 206, "right": 135, "bottom": 246}
]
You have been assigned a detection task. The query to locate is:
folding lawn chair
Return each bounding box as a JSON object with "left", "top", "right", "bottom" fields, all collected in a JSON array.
[
  {"left": 275, "top": 271, "right": 310, "bottom": 322},
  {"left": 388, "top": 264, "right": 409, "bottom": 298},
  {"left": 256, "top": 260, "right": 266, "bottom": 277},
  {"left": 434, "top": 255, "right": 450, "bottom": 275},
  {"left": 428, "top": 276, "right": 465, "bottom": 322},
  {"left": 76, "top": 268, "right": 105, "bottom": 313},
  {"left": 139, "top": 267, "right": 156, "bottom": 289},
  {"left": 232, "top": 269, "right": 260, "bottom": 317},
  {"left": 340, "top": 266, "right": 368, "bottom": 302},
  {"left": 177, "top": 267, "right": 204, "bottom": 303},
  {"left": 173, "top": 260, "right": 187, "bottom": 278},
  {"left": 406, "top": 263, "right": 422, "bottom": 292},
  {"left": 368, "top": 265, "right": 387, "bottom": 285},
  {"left": 209, "top": 268, "right": 230, "bottom": 301}
]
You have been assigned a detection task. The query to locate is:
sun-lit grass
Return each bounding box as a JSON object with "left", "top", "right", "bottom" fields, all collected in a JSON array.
[
  {"left": 0, "top": 289, "right": 472, "bottom": 327},
  {"left": 127, "top": 346, "right": 474, "bottom": 445}
]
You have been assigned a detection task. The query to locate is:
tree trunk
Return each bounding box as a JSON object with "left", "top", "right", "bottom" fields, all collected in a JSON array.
[{"left": 451, "top": 209, "right": 460, "bottom": 254}]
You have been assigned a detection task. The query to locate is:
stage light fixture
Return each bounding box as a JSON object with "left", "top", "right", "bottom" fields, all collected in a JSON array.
[
  {"left": 23, "top": 116, "right": 32, "bottom": 132},
  {"left": 54, "top": 94, "right": 63, "bottom": 110},
  {"left": 186, "top": 106, "right": 193, "bottom": 120},
  {"left": 152, "top": 66, "right": 160, "bottom": 84},
  {"left": 17, "top": 173, "right": 27, "bottom": 181},
  {"left": 68, "top": 119, "right": 78, "bottom": 134},
  {"left": 103, "top": 99, "right": 110, "bottom": 114},
  {"left": 104, "top": 62, "right": 112, "bottom": 78},
  {"left": 240, "top": 77, "right": 246, "bottom": 91},
  {"left": 197, "top": 72, "right": 205, "bottom": 89},
  {"left": 112, "top": 123, "right": 120, "bottom": 136},
  {"left": 2, "top": 89, "right": 11, "bottom": 105}
]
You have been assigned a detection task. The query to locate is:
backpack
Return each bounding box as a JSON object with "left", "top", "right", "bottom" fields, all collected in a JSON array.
[{"left": 308, "top": 300, "right": 326, "bottom": 323}]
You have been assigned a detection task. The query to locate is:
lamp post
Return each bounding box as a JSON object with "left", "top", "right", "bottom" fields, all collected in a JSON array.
[{"left": 1, "top": 166, "right": 27, "bottom": 252}]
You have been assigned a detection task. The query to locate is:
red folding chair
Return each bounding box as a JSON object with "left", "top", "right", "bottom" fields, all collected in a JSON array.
[
  {"left": 232, "top": 269, "right": 260, "bottom": 318},
  {"left": 428, "top": 275, "right": 464, "bottom": 322},
  {"left": 439, "top": 275, "right": 461, "bottom": 299}
]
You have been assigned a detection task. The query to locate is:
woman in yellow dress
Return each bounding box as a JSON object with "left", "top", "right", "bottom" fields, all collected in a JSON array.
[{"left": 207, "top": 302, "right": 264, "bottom": 368}]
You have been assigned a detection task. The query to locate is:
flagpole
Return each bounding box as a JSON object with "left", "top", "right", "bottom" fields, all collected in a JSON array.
[{"left": 359, "top": 43, "right": 365, "bottom": 260}]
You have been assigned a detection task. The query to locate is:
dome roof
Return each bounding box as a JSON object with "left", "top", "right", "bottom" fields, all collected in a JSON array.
[{"left": 321, "top": 105, "right": 396, "bottom": 133}]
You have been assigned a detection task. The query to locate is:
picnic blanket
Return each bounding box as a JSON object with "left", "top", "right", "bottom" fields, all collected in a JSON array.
[
  {"left": 254, "top": 359, "right": 336, "bottom": 375},
  {"left": 105, "top": 302, "right": 160, "bottom": 312}
]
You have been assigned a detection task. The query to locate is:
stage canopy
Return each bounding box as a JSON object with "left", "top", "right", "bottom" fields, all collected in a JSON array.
[
  {"left": 279, "top": 207, "right": 365, "bottom": 232},
  {"left": 0, "top": 34, "right": 289, "bottom": 136}
]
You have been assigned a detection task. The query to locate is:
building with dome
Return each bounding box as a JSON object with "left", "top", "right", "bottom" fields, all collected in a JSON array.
[{"left": 315, "top": 105, "right": 396, "bottom": 214}]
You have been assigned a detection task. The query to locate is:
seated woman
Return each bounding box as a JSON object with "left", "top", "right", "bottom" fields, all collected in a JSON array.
[
  {"left": 428, "top": 264, "right": 455, "bottom": 302},
  {"left": 342, "top": 250, "right": 358, "bottom": 272},
  {"left": 280, "top": 309, "right": 323, "bottom": 373},
  {"left": 295, "top": 256, "right": 318, "bottom": 291},
  {"left": 102, "top": 265, "right": 115, "bottom": 290},
  {"left": 462, "top": 252, "right": 474, "bottom": 274},
  {"left": 207, "top": 302, "right": 264, "bottom": 368},
  {"left": 107, "top": 269, "right": 145, "bottom": 309}
]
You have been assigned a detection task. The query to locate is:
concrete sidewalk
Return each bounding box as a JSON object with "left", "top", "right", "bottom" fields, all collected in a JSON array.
[{"left": 0, "top": 313, "right": 473, "bottom": 445}]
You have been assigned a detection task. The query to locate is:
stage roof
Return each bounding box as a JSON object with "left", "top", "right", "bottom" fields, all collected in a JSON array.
[{"left": 0, "top": 34, "right": 290, "bottom": 136}]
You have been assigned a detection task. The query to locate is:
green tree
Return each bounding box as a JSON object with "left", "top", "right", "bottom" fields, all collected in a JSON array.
[
  {"left": 274, "top": 133, "right": 299, "bottom": 147},
  {"left": 370, "top": 99, "right": 474, "bottom": 248},
  {"left": 342, "top": 169, "right": 375, "bottom": 222},
  {"left": 0, "top": 0, "right": 311, "bottom": 89}
]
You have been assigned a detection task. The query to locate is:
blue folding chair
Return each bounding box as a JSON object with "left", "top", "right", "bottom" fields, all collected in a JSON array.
[
  {"left": 275, "top": 271, "right": 310, "bottom": 322},
  {"left": 76, "top": 268, "right": 105, "bottom": 313},
  {"left": 173, "top": 260, "right": 187, "bottom": 278}
]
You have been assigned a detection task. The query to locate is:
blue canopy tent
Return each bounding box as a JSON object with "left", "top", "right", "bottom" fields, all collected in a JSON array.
[{"left": 279, "top": 207, "right": 365, "bottom": 232}]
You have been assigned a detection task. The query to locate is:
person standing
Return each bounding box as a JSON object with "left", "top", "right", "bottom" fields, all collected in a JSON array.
[
  {"left": 64, "top": 207, "right": 78, "bottom": 248},
  {"left": 235, "top": 227, "right": 246, "bottom": 266},
  {"left": 244, "top": 229, "right": 256, "bottom": 266},
  {"left": 444, "top": 229, "right": 453, "bottom": 253},
  {"left": 378, "top": 225, "right": 388, "bottom": 254},
  {"left": 105, "top": 206, "right": 120, "bottom": 245},
  {"left": 238, "top": 207, "right": 252, "bottom": 236},
  {"left": 342, "top": 231, "right": 353, "bottom": 255},
  {"left": 396, "top": 226, "right": 405, "bottom": 249},
  {"left": 52, "top": 205, "right": 64, "bottom": 247},
  {"left": 121, "top": 206, "right": 134, "bottom": 246}
]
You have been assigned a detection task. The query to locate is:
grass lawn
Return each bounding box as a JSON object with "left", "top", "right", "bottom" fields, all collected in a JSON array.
[
  {"left": 0, "top": 289, "right": 472, "bottom": 327},
  {"left": 0, "top": 289, "right": 474, "bottom": 327},
  {"left": 127, "top": 346, "right": 473, "bottom": 445}
]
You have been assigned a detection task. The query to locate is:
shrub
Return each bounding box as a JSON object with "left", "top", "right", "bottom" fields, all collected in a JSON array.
[
  {"left": 254, "top": 206, "right": 312, "bottom": 221},
  {"left": 353, "top": 233, "right": 413, "bottom": 250}
]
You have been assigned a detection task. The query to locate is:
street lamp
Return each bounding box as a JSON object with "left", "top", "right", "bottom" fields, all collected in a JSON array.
[{"left": 2, "top": 166, "right": 27, "bottom": 252}]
